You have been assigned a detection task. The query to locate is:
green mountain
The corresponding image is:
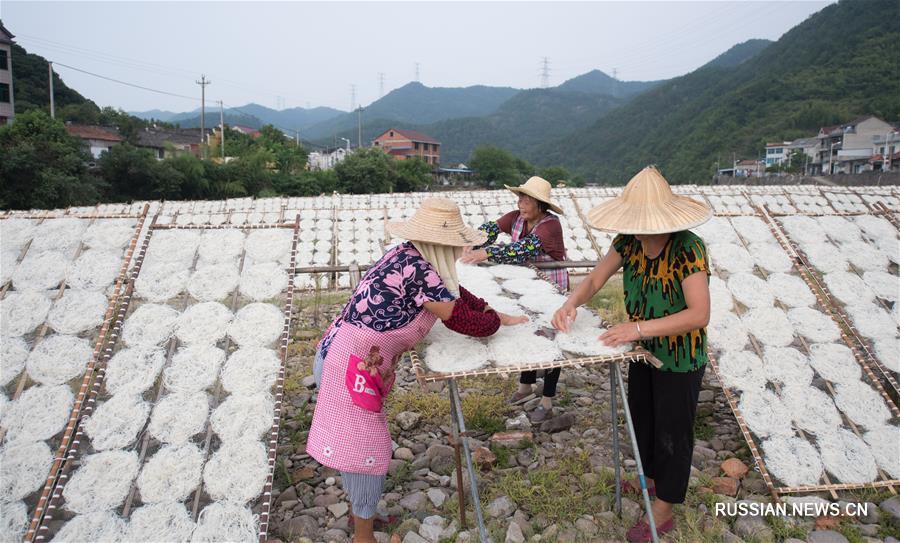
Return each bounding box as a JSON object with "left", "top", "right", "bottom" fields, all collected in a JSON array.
[
  {"left": 542, "top": 0, "right": 900, "bottom": 183},
  {"left": 555, "top": 70, "right": 661, "bottom": 98},
  {"left": 10, "top": 43, "right": 94, "bottom": 114},
  {"left": 302, "top": 82, "right": 520, "bottom": 139}
]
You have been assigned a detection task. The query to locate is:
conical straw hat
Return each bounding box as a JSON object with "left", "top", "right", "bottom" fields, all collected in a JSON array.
[
  {"left": 504, "top": 176, "right": 564, "bottom": 215},
  {"left": 587, "top": 166, "right": 712, "bottom": 234},
  {"left": 386, "top": 198, "right": 487, "bottom": 247}
]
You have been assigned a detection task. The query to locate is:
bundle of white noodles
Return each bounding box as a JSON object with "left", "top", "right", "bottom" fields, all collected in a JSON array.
[
  {"left": 136, "top": 443, "right": 204, "bottom": 503},
  {"left": 63, "top": 450, "right": 140, "bottom": 513}
]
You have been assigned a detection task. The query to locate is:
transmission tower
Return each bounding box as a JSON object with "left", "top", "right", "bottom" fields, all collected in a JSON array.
[{"left": 378, "top": 72, "right": 386, "bottom": 98}]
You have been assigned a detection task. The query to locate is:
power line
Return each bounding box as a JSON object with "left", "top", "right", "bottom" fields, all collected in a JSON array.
[{"left": 51, "top": 61, "right": 200, "bottom": 102}]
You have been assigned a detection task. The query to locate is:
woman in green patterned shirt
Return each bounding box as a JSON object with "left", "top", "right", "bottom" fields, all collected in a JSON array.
[{"left": 551, "top": 166, "right": 712, "bottom": 543}]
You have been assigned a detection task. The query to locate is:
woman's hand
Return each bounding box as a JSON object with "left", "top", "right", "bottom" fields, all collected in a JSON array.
[
  {"left": 498, "top": 312, "right": 529, "bottom": 326},
  {"left": 599, "top": 322, "right": 641, "bottom": 347},
  {"left": 551, "top": 304, "right": 578, "bottom": 333},
  {"left": 460, "top": 247, "right": 488, "bottom": 264}
]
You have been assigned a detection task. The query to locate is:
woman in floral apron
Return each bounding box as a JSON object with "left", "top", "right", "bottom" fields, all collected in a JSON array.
[
  {"left": 460, "top": 176, "right": 568, "bottom": 423},
  {"left": 307, "top": 198, "right": 528, "bottom": 543}
]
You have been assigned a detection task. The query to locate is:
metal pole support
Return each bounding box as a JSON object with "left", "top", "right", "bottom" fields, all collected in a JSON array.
[{"left": 449, "top": 380, "right": 491, "bottom": 542}]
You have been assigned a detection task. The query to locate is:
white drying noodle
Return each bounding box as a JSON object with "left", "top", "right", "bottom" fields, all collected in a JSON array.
[
  {"left": 0, "top": 392, "right": 6, "bottom": 419},
  {"left": 716, "top": 350, "right": 766, "bottom": 391},
  {"left": 516, "top": 291, "right": 568, "bottom": 314},
  {"left": 823, "top": 271, "right": 875, "bottom": 305},
  {"left": 748, "top": 242, "right": 793, "bottom": 274},
  {"left": 727, "top": 272, "right": 773, "bottom": 308},
  {"left": 423, "top": 320, "right": 456, "bottom": 344},
  {"left": 556, "top": 315, "right": 629, "bottom": 357},
  {"left": 863, "top": 426, "right": 900, "bottom": 479},
  {"left": 146, "top": 230, "right": 201, "bottom": 264},
  {"left": 50, "top": 511, "right": 126, "bottom": 543},
  {"left": 135, "top": 260, "right": 190, "bottom": 302},
  {"left": 0, "top": 440, "right": 53, "bottom": 501},
  {"left": 191, "top": 502, "right": 258, "bottom": 543},
  {"left": 738, "top": 387, "right": 794, "bottom": 439},
  {"left": 817, "top": 216, "right": 862, "bottom": 244},
  {"left": 227, "top": 303, "right": 284, "bottom": 347},
  {"left": 11, "top": 250, "right": 68, "bottom": 291},
  {"left": 104, "top": 347, "right": 167, "bottom": 395},
  {"left": 0, "top": 501, "right": 28, "bottom": 542},
  {"left": 843, "top": 303, "right": 897, "bottom": 340},
  {"left": 460, "top": 274, "right": 504, "bottom": 299},
  {"left": 798, "top": 241, "right": 849, "bottom": 273},
  {"left": 779, "top": 216, "right": 828, "bottom": 245},
  {"left": 424, "top": 336, "right": 491, "bottom": 373},
  {"left": 767, "top": 273, "right": 816, "bottom": 308},
  {"left": 30, "top": 221, "right": 86, "bottom": 258},
  {"left": 137, "top": 443, "right": 204, "bottom": 503},
  {"left": 854, "top": 214, "right": 896, "bottom": 242},
  {"left": 197, "top": 229, "right": 245, "bottom": 264},
  {"left": 707, "top": 243, "right": 754, "bottom": 274},
  {"left": 501, "top": 277, "right": 558, "bottom": 297},
  {"left": 862, "top": 271, "right": 898, "bottom": 302},
  {"left": 0, "top": 384, "right": 73, "bottom": 442},
  {"left": 221, "top": 347, "right": 281, "bottom": 395},
  {"left": 457, "top": 262, "right": 499, "bottom": 285},
  {"left": 240, "top": 261, "right": 289, "bottom": 301},
  {"left": 1, "top": 249, "right": 19, "bottom": 285},
  {"left": 244, "top": 229, "right": 293, "bottom": 264},
  {"left": 817, "top": 427, "right": 879, "bottom": 484},
  {"left": 487, "top": 264, "right": 537, "bottom": 280},
  {"left": 175, "top": 302, "right": 233, "bottom": 346},
  {"left": 47, "top": 289, "right": 108, "bottom": 335},
  {"left": 832, "top": 380, "right": 892, "bottom": 430},
  {"left": 26, "top": 334, "right": 93, "bottom": 385},
  {"left": 707, "top": 312, "right": 749, "bottom": 353},
  {"left": 694, "top": 217, "right": 739, "bottom": 245},
  {"left": 63, "top": 450, "right": 139, "bottom": 513},
  {"left": 210, "top": 393, "right": 275, "bottom": 442},
  {"left": 761, "top": 436, "right": 824, "bottom": 487},
  {"left": 841, "top": 240, "right": 890, "bottom": 272},
  {"left": 487, "top": 324, "right": 562, "bottom": 366},
  {"left": 202, "top": 439, "right": 269, "bottom": 504},
  {"left": 780, "top": 383, "right": 843, "bottom": 436},
  {"left": 121, "top": 303, "right": 179, "bottom": 347},
  {"left": 82, "top": 220, "right": 135, "bottom": 250},
  {"left": 731, "top": 216, "right": 776, "bottom": 244},
  {"left": 808, "top": 343, "right": 862, "bottom": 384},
  {"left": 67, "top": 249, "right": 122, "bottom": 291},
  {"left": 742, "top": 307, "right": 795, "bottom": 348},
  {"left": 709, "top": 276, "right": 734, "bottom": 318},
  {"left": 762, "top": 347, "right": 813, "bottom": 386},
  {"left": 874, "top": 338, "right": 900, "bottom": 372},
  {"left": 0, "top": 218, "right": 36, "bottom": 251},
  {"left": 164, "top": 346, "right": 225, "bottom": 394},
  {"left": 188, "top": 264, "right": 240, "bottom": 302},
  {"left": 1, "top": 336, "right": 29, "bottom": 386},
  {"left": 124, "top": 502, "right": 196, "bottom": 543},
  {"left": 787, "top": 307, "right": 841, "bottom": 343},
  {"left": 147, "top": 392, "right": 210, "bottom": 444},
  {"left": 83, "top": 393, "right": 150, "bottom": 451}
]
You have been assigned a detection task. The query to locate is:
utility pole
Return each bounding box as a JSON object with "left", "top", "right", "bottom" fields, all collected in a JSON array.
[
  {"left": 540, "top": 57, "right": 550, "bottom": 88},
  {"left": 378, "top": 72, "right": 386, "bottom": 98},
  {"left": 196, "top": 74, "right": 211, "bottom": 159},
  {"left": 48, "top": 62, "right": 55, "bottom": 119},
  {"left": 356, "top": 106, "right": 363, "bottom": 149},
  {"left": 218, "top": 100, "right": 225, "bottom": 159}
]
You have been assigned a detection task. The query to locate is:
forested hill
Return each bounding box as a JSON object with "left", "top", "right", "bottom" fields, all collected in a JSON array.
[{"left": 541, "top": 0, "right": 900, "bottom": 184}]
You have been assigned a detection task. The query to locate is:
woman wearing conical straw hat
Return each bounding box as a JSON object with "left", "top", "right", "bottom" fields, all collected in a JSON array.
[
  {"left": 460, "top": 176, "right": 568, "bottom": 423},
  {"left": 307, "top": 198, "right": 528, "bottom": 543},
  {"left": 551, "top": 166, "right": 712, "bottom": 542}
]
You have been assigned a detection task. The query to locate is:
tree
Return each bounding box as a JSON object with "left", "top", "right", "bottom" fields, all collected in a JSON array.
[
  {"left": 394, "top": 157, "right": 432, "bottom": 193},
  {"left": 468, "top": 145, "right": 521, "bottom": 187},
  {"left": 0, "top": 110, "right": 101, "bottom": 209},
  {"left": 335, "top": 148, "right": 396, "bottom": 193},
  {"left": 539, "top": 166, "right": 571, "bottom": 186}
]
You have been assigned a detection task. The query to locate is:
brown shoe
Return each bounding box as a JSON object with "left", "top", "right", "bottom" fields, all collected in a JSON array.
[
  {"left": 530, "top": 406, "right": 553, "bottom": 423},
  {"left": 508, "top": 390, "right": 534, "bottom": 405}
]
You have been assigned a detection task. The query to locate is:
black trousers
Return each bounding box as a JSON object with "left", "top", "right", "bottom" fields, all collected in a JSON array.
[
  {"left": 627, "top": 362, "right": 705, "bottom": 504},
  {"left": 520, "top": 367, "right": 561, "bottom": 398}
]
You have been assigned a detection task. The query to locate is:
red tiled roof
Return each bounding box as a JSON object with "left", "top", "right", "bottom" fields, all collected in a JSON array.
[
  {"left": 66, "top": 124, "right": 124, "bottom": 142},
  {"left": 378, "top": 128, "right": 440, "bottom": 145}
]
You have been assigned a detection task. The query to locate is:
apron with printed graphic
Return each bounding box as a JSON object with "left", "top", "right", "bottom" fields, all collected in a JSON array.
[{"left": 511, "top": 213, "right": 569, "bottom": 291}]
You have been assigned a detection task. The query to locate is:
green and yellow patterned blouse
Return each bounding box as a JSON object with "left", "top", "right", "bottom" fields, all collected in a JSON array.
[{"left": 612, "top": 231, "right": 710, "bottom": 372}]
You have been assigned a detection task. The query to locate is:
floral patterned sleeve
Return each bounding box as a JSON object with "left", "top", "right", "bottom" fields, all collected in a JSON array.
[
  {"left": 475, "top": 221, "right": 501, "bottom": 248},
  {"left": 485, "top": 233, "right": 543, "bottom": 264}
]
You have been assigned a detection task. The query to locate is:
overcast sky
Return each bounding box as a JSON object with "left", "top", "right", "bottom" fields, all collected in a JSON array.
[{"left": 3, "top": 1, "right": 831, "bottom": 114}]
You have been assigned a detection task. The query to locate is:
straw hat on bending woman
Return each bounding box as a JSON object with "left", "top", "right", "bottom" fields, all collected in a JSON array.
[{"left": 551, "top": 166, "right": 712, "bottom": 543}]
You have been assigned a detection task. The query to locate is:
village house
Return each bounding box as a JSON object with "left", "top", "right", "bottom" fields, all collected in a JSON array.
[
  {"left": 0, "top": 21, "right": 15, "bottom": 125},
  {"left": 372, "top": 128, "right": 440, "bottom": 166},
  {"left": 65, "top": 124, "right": 124, "bottom": 158}
]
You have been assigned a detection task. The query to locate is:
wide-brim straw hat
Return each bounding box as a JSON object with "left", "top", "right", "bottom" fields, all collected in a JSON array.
[
  {"left": 386, "top": 198, "right": 487, "bottom": 247},
  {"left": 504, "top": 176, "right": 564, "bottom": 215},
  {"left": 587, "top": 166, "right": 712, "bottom": 234}
]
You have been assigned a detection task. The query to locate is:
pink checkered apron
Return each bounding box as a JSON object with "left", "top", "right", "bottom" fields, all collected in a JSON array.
[
  {"left": 307, "top": 310, "right": 438, "bottom": 475},
  {"left": 511, "top": 213, "right": 569, "bottom": 291}
]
